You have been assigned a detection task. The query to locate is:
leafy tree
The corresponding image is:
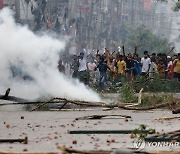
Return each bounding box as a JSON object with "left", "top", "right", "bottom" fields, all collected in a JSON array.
[
  {"left": 125, "top": 26, "right": 172, "bottom": 56},
  {"left": 173, "top": 0, "right": 180, "bottom": 11}
]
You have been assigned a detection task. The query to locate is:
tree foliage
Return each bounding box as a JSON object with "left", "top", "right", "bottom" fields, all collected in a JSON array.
[
  {"left": 125, "top": 26, "right": 172, "bottom": 56},
  {"left": 173, "top": 1, "right": 180, "bottom": 11}
]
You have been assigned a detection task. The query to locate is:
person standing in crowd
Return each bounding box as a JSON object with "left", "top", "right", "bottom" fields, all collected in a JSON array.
[
  {"left": 173, "top": 53, "right": 180, "bottom": 81},
  {"left": 96, "top": 56, "right": 111, "bottom": 92},
  {"left": 149, "top": 55, "right": 158, "bottom": 78},
  {"left": 131, "top": 54, "right": 142, "bottom": 78},
  {"left": 125, "top": 53, "right": 134, "bottom": 78},
  {"left": 57, "top": 59, "right": 65, "bottom": 74},
  {"left": 105, "top": 48, "right": 117, "bottom": 83},
  {"left": 87, "top": 55, "right": 97, "bottom": 84},
  {"left": 151, "top": 53, "right": 157, "bottom": 63},
  {"left": 78, "top": 52, "right": 89, "bottom": 84},
  {"left": 71, "top": 55, "right": 79, "bottom": 78},
  {"left": 117, "top": 55, "right": 126, "bottom": 75},
  {"left": 157, "top": 60, "right": 166, "bottom": 79},
  {"left": 116, "top": 55, "right": 126, "bottom": 83},
  {"left": 121, "top": 46, "right": 134, "bottom": 79},
  {"left": 167, "top": 56, "right": 173, "bottom": 79},
  {"left": 141, "top": 51, "right": 151, "bottom": 77}
]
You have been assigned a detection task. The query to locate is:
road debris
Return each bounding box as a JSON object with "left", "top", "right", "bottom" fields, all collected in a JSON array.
[
  {"left": 0, "top": 88, "right": 179, "bottom": 111},
  {"left": 145, "top": 130, "right": 180, "bottom": 142},
  {"left": 0, "top": 137, "right": 28, "bottom": 144},
  {"left": 172, "top": 107, "right": 180, "bottom": 114},
  {"left": 75, "top": 114, "right": 131, "bottom": 120},
  {"left": 57, "top": 146, "right": 172, "bottom": 154},
  {"left": 58, "top": 146, "right": 112, "bottom": 154},
  {"left": 0, "top": 152, "right": 58, "bottom": 154},
  {"left": 69, "top": 129, "right": 155, "bottom": 135},
  {"left": 154, "top": 116, "right": 180, "bottom": 121}
]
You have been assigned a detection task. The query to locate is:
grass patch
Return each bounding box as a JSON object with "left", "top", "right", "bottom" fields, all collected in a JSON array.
[
  {"left": 140, "top": 93, "right": 174, "bottom": 107},
  {"left": 119, "top": 80, "right": 177, "bottom": 107},
  {"left": 134, "top": 77, "right": 180, "bottom": 93},
  {"left": 119, "top": 82, "right": 138, "bottom": 103}
]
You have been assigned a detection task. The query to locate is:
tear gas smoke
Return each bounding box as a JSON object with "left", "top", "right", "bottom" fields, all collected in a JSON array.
[{"left": 0, "top": 8, "right": 101, "bottom": 102}]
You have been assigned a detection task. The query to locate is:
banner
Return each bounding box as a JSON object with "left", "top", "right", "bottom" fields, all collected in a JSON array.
[
  {"left": 144, "top": 0, "right": 152, "bottom": 11},
  {"left": 0, "top": 0, "right": 3, "bottom": 9}
]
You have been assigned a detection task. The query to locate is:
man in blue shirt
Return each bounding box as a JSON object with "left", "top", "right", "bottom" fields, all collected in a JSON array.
[
  {"left": 131, "top": 54, "right": 142, "bottom": 78},
  {"left": 96, "top": 56, "right": 111, "bottom": 91}
]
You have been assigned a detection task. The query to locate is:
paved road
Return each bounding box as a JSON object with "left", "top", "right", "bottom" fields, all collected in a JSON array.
[{"left": 0, "top": 107, "right": 179, "bottom": 153}]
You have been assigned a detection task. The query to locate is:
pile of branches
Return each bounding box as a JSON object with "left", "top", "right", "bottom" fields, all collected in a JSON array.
[{"left": 0, "top": 88, "right": 179, "bottom": 112}]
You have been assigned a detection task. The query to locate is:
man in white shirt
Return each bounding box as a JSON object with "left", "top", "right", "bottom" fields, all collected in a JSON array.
[
  {"left": 78, "top": 53, "right": 87, "bottom": 72},
  {"left": 141, "top": 51, "right": 151, "bottom": 76},
  {"left": 78, "top": 52, "right": 89, "bottom": 84}
]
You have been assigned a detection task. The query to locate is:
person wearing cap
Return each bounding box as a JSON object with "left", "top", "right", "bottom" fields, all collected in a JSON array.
[{"left": 166, "top": 56, "right": 173, "bottom": 79}]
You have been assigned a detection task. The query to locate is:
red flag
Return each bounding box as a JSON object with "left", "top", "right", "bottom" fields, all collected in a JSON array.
[
  {"left": 0, "top": 0, "right": 3, "bottom": 9},
  {"left": 144, "top": 0, "right": 152, "bottom": 11}
]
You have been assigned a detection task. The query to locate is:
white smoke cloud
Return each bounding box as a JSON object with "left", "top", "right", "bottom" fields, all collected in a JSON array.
[{"left": 0, "top": 8, "right": 101, "bottom": 102}]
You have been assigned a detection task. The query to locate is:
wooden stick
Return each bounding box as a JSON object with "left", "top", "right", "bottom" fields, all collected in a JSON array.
[
  {"left": 58, "top": 102, "right": 68, "bottom": 111},
  {"left": 122, "top": 45, "right": 125, "bottom": 57},
  {"left": 154, "top": 116, "right": 180, "bottom": 121},
  {"left": 0, "top": 95, "right": 30, "bottom": 103},
  {"left": 75, "top": 114, "right": 131, "bottom": 120},
  {"left": 167, "top": 47, "right": 175, "bottom": 55},
  {"left": 0, "top": 137, "right": 28, "bottom": 144},
  {"left": 3, "top": 88, "right": 11, "bottom": 99},
  {"left": 69, "top": 130, "right": 153, "bottom": 134},
  {"left": 30, "top": 98, "right": 58, "bottom": 111},
  {"left": 0, "top": 101, "right": 63, "bottom": 106}
]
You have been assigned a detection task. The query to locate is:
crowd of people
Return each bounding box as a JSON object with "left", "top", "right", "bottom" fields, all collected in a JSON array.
[{"left": 58, "top": 47, "right": 180, "bottom": 92}]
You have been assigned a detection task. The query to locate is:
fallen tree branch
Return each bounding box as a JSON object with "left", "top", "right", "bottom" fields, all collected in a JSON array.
[
  {"left": 30, "top": 97, "right": 122, "bottom": 111},
  {"left": 1, "top": 97, "right": 178, "bottom": 111},
  {"left": 0, "top": 89, "right": 179, "bottom": 111},
  {"left": 154, "top": 116, "right": 180, "bottom": 121},
  {"left": 30, "top": 98, "right": 59, "bottom": 111},
  {"left": 31, "top": 89, "right": 144, "bottom": 111},
  {"left": 0, "top": 101, "right": 66, "bottom": 106},
  {"left": 0, "top": 88, "right": 31, "bottom": 103}
]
